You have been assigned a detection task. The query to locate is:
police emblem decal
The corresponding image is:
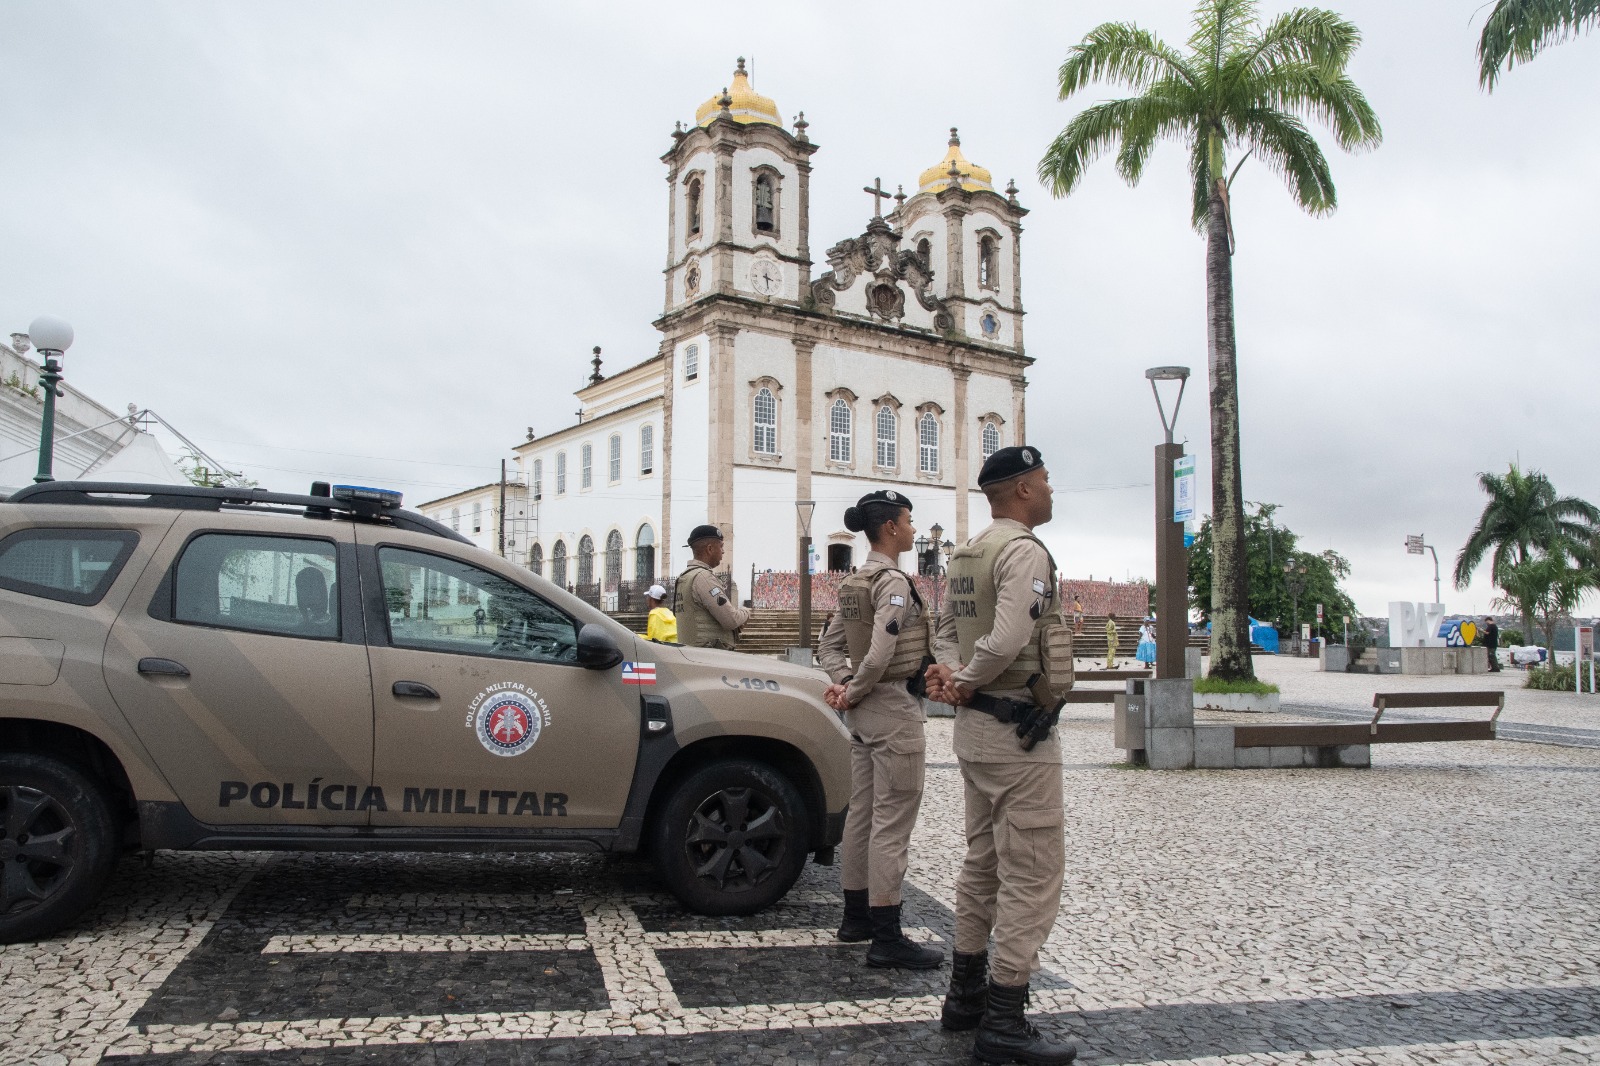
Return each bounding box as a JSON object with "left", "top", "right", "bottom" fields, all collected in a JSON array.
[{"left": 467, "top": 683, "right": 552, "bottom": 757}]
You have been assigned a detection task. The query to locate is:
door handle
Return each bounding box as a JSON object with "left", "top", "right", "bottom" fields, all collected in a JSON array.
[
  {"left": 137, "top": 657, "right": 190, "bottom": 678},
  {"left": 392, "top": 681, "right": 440, "bottom": 700}
]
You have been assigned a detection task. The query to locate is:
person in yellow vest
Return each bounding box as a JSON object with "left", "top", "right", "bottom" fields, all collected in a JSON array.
[
  {"left": 644, "top": 584, "right": 677, "bottom": 643},
  {"left": 815, "top": 490, "right": 941, "bottom": 971},
  {"left": 672, "top": 525, "right": 750, "bottom": 650},
  {"left": 1105, "top": 611, "right": 1120, "bottom": 669},
  {"left": 925, "top": 445, "right": 1077, "bottom": 1065}
]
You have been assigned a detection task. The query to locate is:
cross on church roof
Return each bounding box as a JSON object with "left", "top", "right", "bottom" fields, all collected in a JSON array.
[{"left": 863, "top": 177, "right": 890, "bottom": 219}]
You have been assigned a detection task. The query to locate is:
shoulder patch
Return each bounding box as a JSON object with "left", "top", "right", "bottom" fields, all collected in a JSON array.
[
  {"left": 885, "top": 619, "right": 901, "bottom": 635},
  {"left": 1029, "top": 602, "right": 1042, "bottom": 620},
  {"left": 889, "top": 594, "right": 905, "bottom": 607},
  {"left": 1032, "top": 579, "right": 1047, "bottom": 595},
  {"left": 709, "top": 586, "right": 723, "bottom": 598},
  {"left": 715, "top": 596, "right": 728, "bottom": 607}
]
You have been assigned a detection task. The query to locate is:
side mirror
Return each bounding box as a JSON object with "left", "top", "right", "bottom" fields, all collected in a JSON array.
[{"left": 576, "top": 623, "right": 625, "bottom": 671}]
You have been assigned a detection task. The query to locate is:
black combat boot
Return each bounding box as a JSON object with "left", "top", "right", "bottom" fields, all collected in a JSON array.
[
  {"left": 836, "top": 889, "right": 872, "bottom": 943},
  {"left": 973, "top": 980, "right": 1077, "bottom": 1065},
  {"left": 940, "top": 949, "right": 989, "bottom": 1030},
  {"left": 865, "top": 904, "right": 944, "bottom": 969}
]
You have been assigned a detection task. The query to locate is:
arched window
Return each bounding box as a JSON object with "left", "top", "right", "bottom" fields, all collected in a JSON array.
[
  {"left": 580, "top": 443, "right": 593, "bottom": 489},
  {"left": 982, "top": 421, "right": 1001, "bottom": 460},
  {"left": 876, "top": 405, "right": 897, "bottom": 468},
  {"left": 529, "top": 543, "right": 543, "bottom": 576},
  {"left": 551, "top": 541, "right": 568, "bottom": 587},
  {"left": 636, "top": 524, "right": 656, "bottom": 582},
  {"left": 687, "top": 177, "right": 702, "bottom": 236},
  {"left": 608, "top": 434, "right": 622, "bottom": 483},
  {"left": 555, "top": 452, "right": 567, "bottom": 495},
  {"left": 531, "top": 459, "right": 542, "bottom": 498},
  {"left": 979, "top": 236, "right": 997, "bottom": 289},
  {"left": 754, "top": 173, "right": 776, "bottom": 233},
  {"left": 577, "top": 535, "right": 595, "bottom": 585},
  {"left": 640, "top": 425, "right": 654, "bottom": 475},
  {"left": 684, "top": 344, "right": 699, "bottom": 381},
  {"left": 753, "top": 387, "right": 777, "bottom": 454},
  {"left": 916, "top": 237, "right": 931, "bottom": 264},
  {"left": 829, "top": 399, "right": 852, "bottom": 463},
  {"left": 919, "top": 413, "right": 940, "bottom": 474},
  {"left": 604, "top": 530, "right": 623, "bottom": 589}
]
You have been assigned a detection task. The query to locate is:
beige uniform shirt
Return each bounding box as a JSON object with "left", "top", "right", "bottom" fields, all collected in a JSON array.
[
  {"left": 816, "top": 551, "right": 925, "bottom": 721},
  {"left": 934, "top": 519, "right": 1061, "bottom": 764},
  {"left": 683, "top": 560, "right": 751, "bottom": 635}
]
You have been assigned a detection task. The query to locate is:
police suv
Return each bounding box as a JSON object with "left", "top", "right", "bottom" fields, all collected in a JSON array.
[{"left": 0, "top": 481, "right": 850, "bottom": 943}]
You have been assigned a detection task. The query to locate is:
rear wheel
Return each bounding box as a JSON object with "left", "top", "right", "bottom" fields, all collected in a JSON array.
[
  {"left": 652, "top": 759, "right": 809, "bottom": 916},
  {"left": 0, "top": 754, "right": 119, "bottom": 944}
]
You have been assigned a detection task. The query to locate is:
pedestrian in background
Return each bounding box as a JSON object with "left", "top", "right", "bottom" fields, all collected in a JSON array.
[
  {"left": 1072, "top": 595, "right": 1084, "bottom": 636},
  {"left": 1105, "top": 611, "right": 1120, "bottom": 668},
  {"left": 1482, "top": 615, "right": 1500, "bottom": 672},
  {"left": 1136, "top": 619, "right": 1157, "bottom": 665},
  {"left": 644, "top": 584, "right": 677, "bottom": 643},
  {"left": 817, "top": 490, "right": 942, "bottom": 971}
]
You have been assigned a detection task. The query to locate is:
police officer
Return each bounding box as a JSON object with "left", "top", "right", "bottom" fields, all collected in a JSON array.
[
  {"left": 926, "top": 446, "right": 1076, "bottom": 1065},
  {"left": 816, "top": 490, "right": 942, "bottom": 970},
  {"left": 673, "top": 525, "right": 750, "bottom": 650}
]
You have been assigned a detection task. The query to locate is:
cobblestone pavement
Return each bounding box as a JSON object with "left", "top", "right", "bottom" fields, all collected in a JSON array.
[{"left": 4, "top": 710, "right": 1598, "bottom": 1065}]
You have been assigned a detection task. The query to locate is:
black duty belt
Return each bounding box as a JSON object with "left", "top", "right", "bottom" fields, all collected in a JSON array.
[{"left": 965, "top": 691, "right": 1039, "bottom": 724}]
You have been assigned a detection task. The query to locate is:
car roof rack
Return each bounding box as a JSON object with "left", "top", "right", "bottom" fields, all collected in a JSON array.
[{"left": 5, "top": 481, "right": 470, "bottom": 543}]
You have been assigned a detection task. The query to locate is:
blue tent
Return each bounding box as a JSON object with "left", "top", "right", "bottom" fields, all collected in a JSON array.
[{"left": 1204, "top": 618, "right": 1279, "bottom": 653}]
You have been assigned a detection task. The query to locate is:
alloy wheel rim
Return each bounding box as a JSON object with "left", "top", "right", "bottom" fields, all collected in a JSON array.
[
  {"left": 0, "top": 785, "right": 77, "bottom": 915},
  {"left": 684, "top": 786, "right": 786, "bottom": 891}
]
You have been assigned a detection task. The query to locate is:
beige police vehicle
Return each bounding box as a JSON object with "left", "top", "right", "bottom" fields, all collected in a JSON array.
[{"left": 0, "top": 481, "right": 850, "bottom": 943}]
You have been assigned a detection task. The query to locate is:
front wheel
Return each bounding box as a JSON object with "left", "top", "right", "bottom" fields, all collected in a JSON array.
[
  {"left": 0, "top": 754, "right": 119, "bottom": 944},
  {"left": 652, "top": 760, "right": 809, "bottom": 916}
]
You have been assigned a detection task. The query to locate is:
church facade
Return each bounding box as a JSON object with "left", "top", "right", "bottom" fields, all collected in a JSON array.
[{"left": 427, "top": 60, "right": 1033, "bottom": 597}]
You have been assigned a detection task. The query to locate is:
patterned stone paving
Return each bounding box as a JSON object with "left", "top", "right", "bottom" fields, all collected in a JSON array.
[{"left": 3, "top": 706, "right": 1599, "bottom": 1065}]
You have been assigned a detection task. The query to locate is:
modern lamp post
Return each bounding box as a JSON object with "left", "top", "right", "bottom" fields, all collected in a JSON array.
[
  {"left": 796, "top": 499, "right": 816, "bottom": 653},
  {"left": 28, "top": 316, "right": 74, "bottom": 484},
  {"left": 1145, "top": 366, "right": 1190, "bottom": 679},
  {"left": 1283, "top": 556, "right": 1309, "bottom": 652}
]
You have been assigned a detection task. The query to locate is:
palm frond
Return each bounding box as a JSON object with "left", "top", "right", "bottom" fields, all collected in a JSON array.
[
  {"left": 1243, "top": 64, "right": 1383, "bottom": 151},
  {"left": 1058, "top": 22, "right": 1199, "bottom": 97},
  {"left": 1112, "top": 82, "right": 1200, "bottom": 184},
  {"left": 1190, "top": 0, "right": 1261, "bottom": 74},
  {"left": 1039, "top": 98, "right": 1176, "bottom": 198},
  {"left": 1479, "top": 0, "right": 1600, "bottom": 90},
  {"left": 1227, "top": 108, "right": 1337, "bottom": 215},
  {"left": 1233, "top": 8, "right": 1361, "bottom": 80},
  {"left": 1188, "top": 136, "right": 1212, "bottom": 230}
]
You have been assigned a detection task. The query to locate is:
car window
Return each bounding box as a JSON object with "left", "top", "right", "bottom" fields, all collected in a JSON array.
[
  {"left": 0, "top": 528, "right": 138, "bottom": 605},
  {"left": 378, "top": 547, "right": 578, "bottom": 664},
  {"left": 174, "top": 534, "right": 340, "bottom": 639}
]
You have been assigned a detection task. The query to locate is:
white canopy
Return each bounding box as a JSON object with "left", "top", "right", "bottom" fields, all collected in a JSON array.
[{"left": 80, "top": 430, "right": 190, "bottom": 486}]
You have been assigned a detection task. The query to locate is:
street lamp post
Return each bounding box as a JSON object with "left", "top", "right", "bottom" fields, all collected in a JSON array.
[
  {"left": 1145, "top": 366, "right": 1190, "bottom": 680},
  {"left": 28, "top": 316, "right": 74, "bottom": 484},
  {"left": 796, "top": 500, "right": 816, "bottom": 653},
  {"left": 1283, "top": 557, "right": 1308, "bottom": 652}
]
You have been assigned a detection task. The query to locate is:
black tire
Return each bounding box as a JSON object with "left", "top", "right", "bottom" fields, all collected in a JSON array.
[
  {"left": 0, "top": 753, "right": 119, "bottom": 944},
  {"left": 652, "top": 759, "right": 809, "bottom": 916}
]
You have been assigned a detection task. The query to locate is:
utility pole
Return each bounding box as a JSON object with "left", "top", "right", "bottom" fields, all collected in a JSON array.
[{"left": 498, "top": 459, "right": 508, "bottom": 558}]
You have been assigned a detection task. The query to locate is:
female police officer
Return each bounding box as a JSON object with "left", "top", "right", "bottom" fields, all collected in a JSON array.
[{"left": 816, "top": 490, "right": 942, "bottom": 970}]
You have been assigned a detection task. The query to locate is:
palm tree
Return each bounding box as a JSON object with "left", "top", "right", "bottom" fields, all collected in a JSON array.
[
  {"left": 1492, "top": 556, "right": 1600, "bottom": 669},
  {"left": 1455, "top": 464, "right": 1600, "bottom": 636},
  {"left": 1478, "top": 0, "right": 1599, "bottom": 90},
  {"left": 1039, "top": 0, "right": 1381, "bottom": 680}
]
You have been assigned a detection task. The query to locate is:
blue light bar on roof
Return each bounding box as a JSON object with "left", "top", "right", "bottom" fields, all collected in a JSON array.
[{"left": 331, "top": 485, "right": 403, "bottom": 509}]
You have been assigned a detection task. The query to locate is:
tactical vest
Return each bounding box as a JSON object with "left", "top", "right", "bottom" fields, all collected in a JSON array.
[
  {"left": 836, "top": 566, "right": 931, "bottom": 682},
  {"left": 674, "top": 565, "right": 737, "bottom": 649},
  {"left": 946, "top": 526, "right": 1072, "bottom": 698}
]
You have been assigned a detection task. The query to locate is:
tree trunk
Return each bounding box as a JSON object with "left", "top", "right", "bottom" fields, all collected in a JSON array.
[{"left": 1204, "top": 182, "right": 1255, "bottom": 681}]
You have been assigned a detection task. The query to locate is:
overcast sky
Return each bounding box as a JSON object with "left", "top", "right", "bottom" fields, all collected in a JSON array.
[{"left": 3, "top": 1, "right": 1595, "bottom": 618}]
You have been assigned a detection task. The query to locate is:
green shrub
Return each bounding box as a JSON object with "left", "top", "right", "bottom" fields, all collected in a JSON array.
[
  {"left": 1194, "top": 676, "right": 1280, "bottom": 695},
  {"left": 1525, "top": 664, "right": 1575, "bottom": 691},
  {"left": 1501, "top": 628, "right": 1524, "bottom": 646}
]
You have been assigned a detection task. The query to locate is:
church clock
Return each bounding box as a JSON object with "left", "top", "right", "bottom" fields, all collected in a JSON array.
[{"left": 750, "top": 258, "right": 782, "bottom": 296}]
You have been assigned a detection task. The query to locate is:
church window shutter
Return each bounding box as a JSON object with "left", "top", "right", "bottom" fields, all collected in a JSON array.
[
  {"left": 982, "top": 421, "right": 1001, "bottom": 460},
  {"left": 555, "top": 452, "right": 567, "bottom": 495},
  {"left": 916, "top": 237, "right": 931, "bottom": 265},
  {"left": 876, "top": 405, "right": 897, "bottom": 468},
  {"left": 529, "top": 543, "right": 543, "bottom": 576},
  {"left": 635, "top": 524, "right": 656, "bottom": 582},
  {"left": 605, "top": 530, "right": 623, "bottom": 589},
  {"left": 608, "top": 435, "right": 622, "bottom": 483},
  {"left": 581, "top": 443, "right": 593, "bottom": 489},
  {"left": 640, "top": 425, "right": 654, "bottom": 475},
  {"left": 687, "top": 177, "right": 702, "bottom": 236},
  {"left": 919, "top": 413, "right": 940, "bottom": 474},
  {"left": 684, "top": 344, "right": 699, "bottom": 381},
  {"left": 472, "top": 503, "right": 482, "bottom": 534},
  {"left": 577, "top": 535, "right": 595, "bottom": 585},
  {"left": 979, "top": 236, "right": 997, "bottom": 290},
  {"left": 532, "top": 459, "right": 543, "bottom": 499},
  {"left": 450, "top": 507, "right": 459, "bottom": 531},
  {"left": 829, "top": 399, "right": 853, "bottom": 463},
  {"left": 753, "top": 388, "right": 777, "bottom": 454},
  {"left": 551, "top": 541, "right": 568, "bottom": 586}
]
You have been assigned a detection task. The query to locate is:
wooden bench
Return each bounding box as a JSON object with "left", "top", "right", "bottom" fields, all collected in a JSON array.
[
  {"left": 1233, "top": 690, "right": 1505, "bottom": 749},
  {"left": 1075, "top": 669, "right": 1151, "bottom": 682}
]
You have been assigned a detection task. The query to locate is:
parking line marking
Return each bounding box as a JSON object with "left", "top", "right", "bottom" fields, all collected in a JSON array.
[
  {"left": 582, "top": 899, "right": 683, "bottom": 1017},
  {"left": 256, "top": 927, "right": 939, "bottom": 954},
  {"left": 343, "top": 888, "right": 844, "bottom": 910}
]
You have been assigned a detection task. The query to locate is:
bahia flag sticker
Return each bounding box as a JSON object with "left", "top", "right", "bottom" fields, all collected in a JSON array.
[{"left": 622, "top": 661, "right": 657, "bottom": 686}]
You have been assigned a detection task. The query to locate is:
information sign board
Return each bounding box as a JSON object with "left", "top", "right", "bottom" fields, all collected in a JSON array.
[
  {"left": 1173, "top": 455, "right": 1196, "bottom": 523},
  {"left": 1405, "top": 534, "right": 1425, "bottom": 555}
]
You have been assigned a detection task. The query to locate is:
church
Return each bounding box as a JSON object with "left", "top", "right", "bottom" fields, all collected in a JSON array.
[{"left": 424, "top": 59, "right": 1033, "bottom": 598}]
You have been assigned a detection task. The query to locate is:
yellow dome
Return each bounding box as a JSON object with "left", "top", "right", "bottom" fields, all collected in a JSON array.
[
  {"left": 917, "top": 128, "right": 993, "bottom": 193},
  {"left": 695, "top": 58, "right": 782, "bottom": 127}
]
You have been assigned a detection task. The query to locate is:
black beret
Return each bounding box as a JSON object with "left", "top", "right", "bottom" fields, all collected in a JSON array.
[
  {"left": 977, "top": 445, "right": 1045, "bottom": 487},
  {"left": 854, "top": 489, "right": 912, "bottom": 511},
  {"left": 686, "top": 524, "right": 724, "bottom": 545}
]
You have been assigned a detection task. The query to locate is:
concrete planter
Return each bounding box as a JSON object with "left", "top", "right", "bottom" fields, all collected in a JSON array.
[{"left": 1194, "top": 691, "right": 1280, "bottom": 713}]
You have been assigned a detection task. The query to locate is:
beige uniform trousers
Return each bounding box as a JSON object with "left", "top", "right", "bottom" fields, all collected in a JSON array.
[
  {"left": 841, "top": 687, "right": 927, "bottom": 907},
  {"left": 953, "top": 710, "right": 1065, "bottom": 987}
]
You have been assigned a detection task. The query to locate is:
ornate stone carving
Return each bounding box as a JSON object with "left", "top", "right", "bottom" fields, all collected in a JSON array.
[{"left": 809, "top": 216, "right": 953, "bottom": 329}]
